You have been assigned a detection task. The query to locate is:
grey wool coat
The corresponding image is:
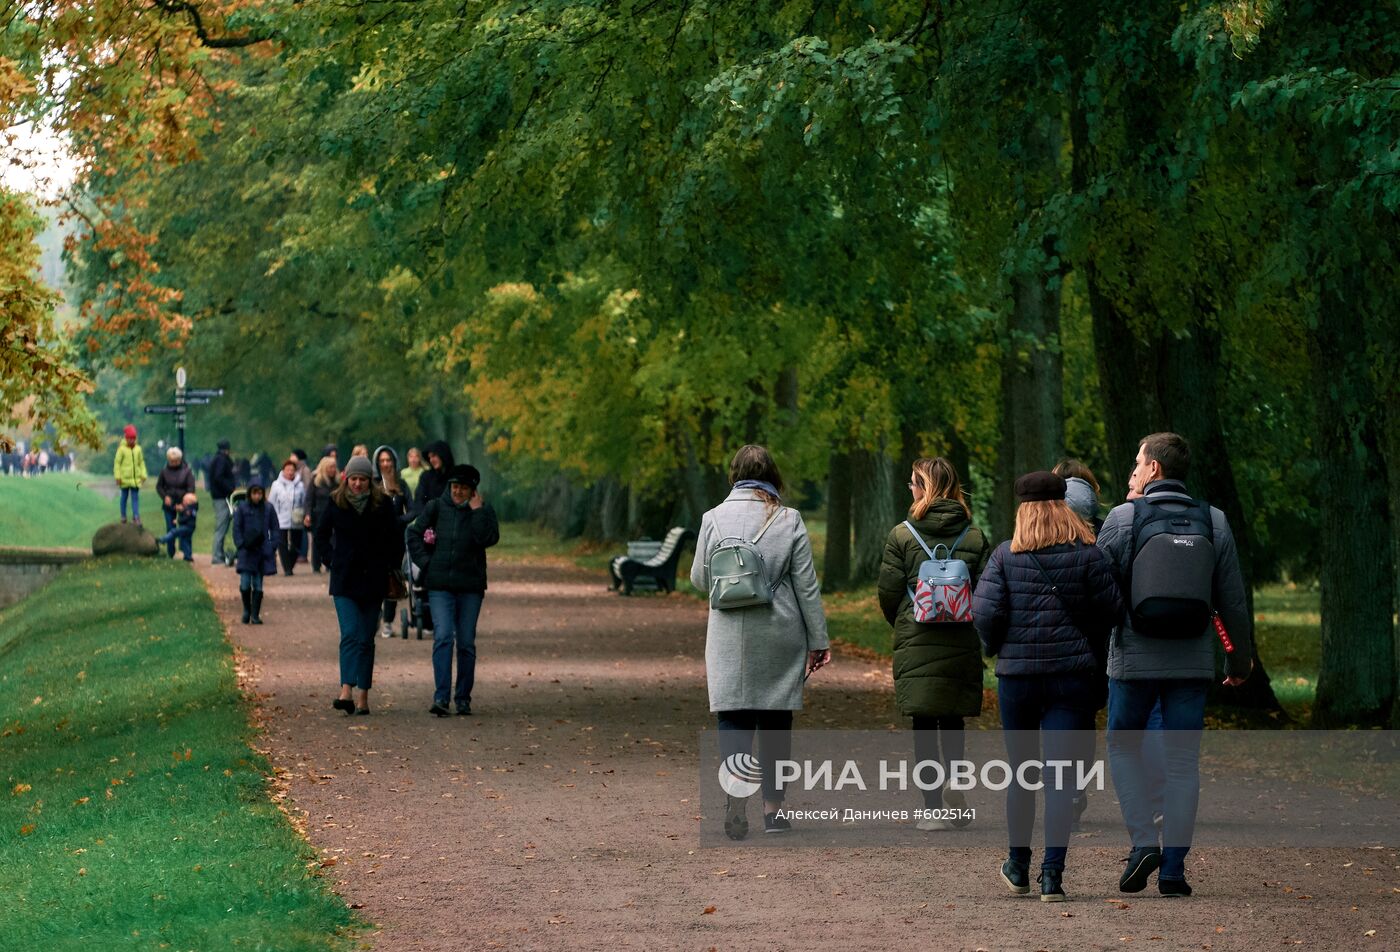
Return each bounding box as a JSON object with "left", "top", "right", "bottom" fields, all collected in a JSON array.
[{"left": 690, "top": 489, "right": 830, "bottom": 712}]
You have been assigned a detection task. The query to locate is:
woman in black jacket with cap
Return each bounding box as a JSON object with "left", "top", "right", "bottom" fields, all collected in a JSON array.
[
  {"left": 315, "top": 454, "right": 404, "bottom": 716},
  {"left": 406, "top": 463, "right": 500, "bottom": 716},
  {"left": 972, "top": 471, "right": 1124, "bottom": 903}
]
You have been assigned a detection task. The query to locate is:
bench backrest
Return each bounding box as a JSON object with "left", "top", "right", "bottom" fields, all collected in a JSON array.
[{"left": 646, "top": 527, "right": 691, "bottom": 566}]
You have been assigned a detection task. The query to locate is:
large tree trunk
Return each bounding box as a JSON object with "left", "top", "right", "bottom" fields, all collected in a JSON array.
[
  {"left": 1158, "top": 322, "right": 1281, "bottom": 712},
  {"left": 851, "top": 448, "right": 897, "bottom": 585},
  {"left": 823, "top": 450, "right": 852, "bottom": 591},
  {"left": 1311, "top": 269, "right": 1396, "bottom": 726}
]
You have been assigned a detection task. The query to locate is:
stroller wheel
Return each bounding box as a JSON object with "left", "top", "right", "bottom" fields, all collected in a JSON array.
[{"left": 400, "top": 607, "right": 409, "bottom": 639}]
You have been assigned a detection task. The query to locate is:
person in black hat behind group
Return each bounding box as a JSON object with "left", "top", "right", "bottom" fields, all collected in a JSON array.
[
  {"left": 406, "top": 463, "right": 500, "bottom": 716},
  {"left": 971, "top": 471, "right": 1124, "bottom": 903},
  {"left": 209, "top": 439, "right": 238, "bottom": 566}
]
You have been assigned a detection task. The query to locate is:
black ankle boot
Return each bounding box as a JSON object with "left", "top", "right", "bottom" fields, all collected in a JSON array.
[
  {"left": 250, "top": 591, "right": 264, "bottom": 625},
  {"left": 240, "top": 589, "right": 252, "bottom": 624}
]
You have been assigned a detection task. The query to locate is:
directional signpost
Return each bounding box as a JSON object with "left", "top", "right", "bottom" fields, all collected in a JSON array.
[{"left": 142, "top": 367, "right": 224, "bottom": 451}]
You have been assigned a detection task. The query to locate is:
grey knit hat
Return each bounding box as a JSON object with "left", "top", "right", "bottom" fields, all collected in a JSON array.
[
  {"left": 1064, "top": 476, "right": 1099, "bottom": 523},
  {"left": 344, "top": 455, "right": 373, "bottom": 480}
]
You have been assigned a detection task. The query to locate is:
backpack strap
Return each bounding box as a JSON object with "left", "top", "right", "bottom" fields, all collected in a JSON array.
[
  {"left": 902, "top": 520, "right": 936, "bottom": 560},
  {"left": 750, "top": 506, "right": 785, "bottom": 544}
]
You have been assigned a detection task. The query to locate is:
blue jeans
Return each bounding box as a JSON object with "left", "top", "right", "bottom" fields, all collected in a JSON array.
[
  {"left": 162, "top": 506, "right": 179, "bottom": 556},
  {"left": 239, "top": 572, "right": 263, "bottom": 592},
  {"left": 212, "top": 503, "right": 232, "bottom": 563},
  {"left": 1107, "top": 678, "right": 1209, "bottom": 880},
  {"left": 998, "top": 673, "right": 1099, "bottom": 872},
  {"left": 428, "top": 591, "right": 483, "bottom": 707},
  {"left": 717, "top": 710, "right": 793, "bottom": 803},
  {"left": 159, "top": 523, "right": 195, "bottom": 560},
  {"left": 120, "top": 488, "right": 141, "bottom": 521},
  {"left": 334, "top": 597, "right": 380, "bottom": 691}
]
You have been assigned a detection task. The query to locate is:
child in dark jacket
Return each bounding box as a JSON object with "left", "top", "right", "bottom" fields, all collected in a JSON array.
[
  {"left": 155, "top": 492, "right": 199, "bottom": 561},
  {"left": 232, "top": 478, "right": 279, "bottom": 624}
]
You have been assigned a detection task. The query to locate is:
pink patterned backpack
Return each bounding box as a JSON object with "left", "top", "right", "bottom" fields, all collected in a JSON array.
[{"left": 904, "top": 522, "right": 974, "bottom": 623}]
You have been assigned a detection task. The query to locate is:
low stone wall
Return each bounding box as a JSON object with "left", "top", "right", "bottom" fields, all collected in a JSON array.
[{"left": 0, "top": 547, "right": 90, "bottom": 610}]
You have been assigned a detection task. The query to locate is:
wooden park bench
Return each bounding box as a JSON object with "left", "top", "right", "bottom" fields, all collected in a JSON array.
[{"left": 608, "top": 527, "right": 694, "bottom": 595}]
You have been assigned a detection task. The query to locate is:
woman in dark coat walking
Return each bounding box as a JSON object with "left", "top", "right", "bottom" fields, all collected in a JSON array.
[
  {"left": 373, "top": 444, "right": 411, "bottom": 637},
  {"left": 232, "top": 478, "right": 279, "bottom": 624},
  {"left": 877, "top": 457, "right": 990, "bottom": 831},
  {"left": 406, "top": 464, "right": 500, "bottom": 716},
  {"left": 303, "top": 456, "right": 339, "bottom": 574},
  {"left": 314, "top": 455, "right": 404, "bottom": 716},
  {"left": 972, "top": 471, "right": 1124, "bottom": 902}
]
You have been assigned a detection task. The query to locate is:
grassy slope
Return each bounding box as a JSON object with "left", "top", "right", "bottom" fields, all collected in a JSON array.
[
  {"left": 0, "top": 558, "right": 359, "bottom": 950},
  {"left": 0, "top": 472, "right": 218, "bottom": 555}
]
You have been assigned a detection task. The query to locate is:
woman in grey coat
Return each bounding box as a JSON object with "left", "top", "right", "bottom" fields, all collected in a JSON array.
[{"left": 690, "top": 445, "right": 830, "bottom": 840}]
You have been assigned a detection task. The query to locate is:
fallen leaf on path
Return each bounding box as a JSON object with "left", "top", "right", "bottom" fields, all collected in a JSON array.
[{"left": 702, "top": 905, "right": 716, "bottom": 915}]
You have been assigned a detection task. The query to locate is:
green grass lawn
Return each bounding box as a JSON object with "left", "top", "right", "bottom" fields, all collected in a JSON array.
[
  {"left": 0, "top": 472, "right": 220, "bottom": 556},
  {"left": 0, "top": 557, "right": 361, "bottom": 950}
]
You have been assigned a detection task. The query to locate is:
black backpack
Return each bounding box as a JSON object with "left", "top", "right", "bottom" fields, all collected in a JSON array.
[{"left": 1127, "top": 491, "right": 1216, "bottom": 638}]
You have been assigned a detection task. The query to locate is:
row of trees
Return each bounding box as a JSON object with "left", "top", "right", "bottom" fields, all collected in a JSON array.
[{"left": 6, "top": 2, "right": 1396, "bottom": 724}]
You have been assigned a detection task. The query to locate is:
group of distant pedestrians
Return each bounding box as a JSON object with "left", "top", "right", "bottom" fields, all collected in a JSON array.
[
  {"left": 1, "top": 444, "right": 73, "bottom": 476},
  {"left": 112, "top": 426, "right": 500, "bottom": 719}
]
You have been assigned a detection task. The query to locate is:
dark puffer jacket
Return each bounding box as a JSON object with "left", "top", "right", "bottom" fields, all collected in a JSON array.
[
  {"left": 877, "top": 500, "right": 991, "bottom": 718},
  {"left": 156, "top": 461, "right": 197, "bottom": 507},
  {"left": 314, "top": 494, "right": 404, "bottom": 603},
  {"left": 972, "top": 540, "right": 1124, "bottom": 677},
  {"left": 232, "top": 487, "right": 279, "bottom": 576},
  {"left": 406, "top": 495, "right": 500, "bottom": 594}
]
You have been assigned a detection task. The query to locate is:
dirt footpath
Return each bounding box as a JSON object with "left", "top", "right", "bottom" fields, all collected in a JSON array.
[{"left": 197, "top": 559, "right": 1397, "bottom": 952}]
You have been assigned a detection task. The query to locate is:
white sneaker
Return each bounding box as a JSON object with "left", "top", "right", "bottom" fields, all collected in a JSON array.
[
  {"left": 380, "top": 623, "right": 394, "bottom": 639},
  {"left": 916, "top": 816, "right": 953, "bottom": 832}
]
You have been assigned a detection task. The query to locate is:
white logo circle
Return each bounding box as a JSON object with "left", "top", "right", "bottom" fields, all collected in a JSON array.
[{"left": 717, "top": 752, "right": 763, "bottom": 798}]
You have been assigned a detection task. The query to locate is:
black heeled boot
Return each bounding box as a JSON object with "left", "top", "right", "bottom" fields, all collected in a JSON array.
[
  {"left": 240, "top": 588, "right": 252, "bottom": 624},
  {"left": 250, "top": 591, "right": 264, "bottom": 625}
]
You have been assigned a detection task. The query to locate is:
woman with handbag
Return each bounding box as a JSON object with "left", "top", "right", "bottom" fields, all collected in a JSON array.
[
  {"left": 877, "top": 457, "right": 990, "bottom": 832},
  {"left": 406, "top": 464, "right": 500, "bottom": 717},
  {"left": 314, "top": 455, "right": 404, "bottom": 716},
  {"left": 971, "top": 471, "right": 1124, "bottom": 902},
  {"left": 689, "top": 445, "right": 830, "bottom": 840}
]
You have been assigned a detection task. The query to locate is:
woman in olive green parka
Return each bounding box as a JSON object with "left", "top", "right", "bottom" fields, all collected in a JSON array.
[{"left": 877, "top": 456, "right": 990, "bottom": 830}]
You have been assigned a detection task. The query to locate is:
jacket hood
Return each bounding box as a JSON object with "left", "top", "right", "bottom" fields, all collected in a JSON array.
[
  {"left": 372, "top": 444, "right": 400, "bottom": 472},
  {"left": 247, "top": 477, "right": 264, "bottom": 491},
  {"left": 906, "top": 498, "right": 972, "bottom": 534},
  {"left": 423, "top": 440, "right": 456, "bottom": 471}
]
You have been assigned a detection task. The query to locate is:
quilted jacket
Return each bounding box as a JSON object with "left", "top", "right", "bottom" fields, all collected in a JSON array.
[{"left": 972, "top": 540, "right": 1124, "bottom": 677}]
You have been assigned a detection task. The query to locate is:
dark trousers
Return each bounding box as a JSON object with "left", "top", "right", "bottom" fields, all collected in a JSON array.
[
  {"left": 1107, "top": 678, "right": 1209, "bottom": 880},
  {"left": 278, "top": 529, "right": 303, "bottom": 574},
  {"left": 162, "top": 506, "right": 179, "bottom": 556},
  {"left": 912, "top": 715, "right": 964, "bottom": 808},
  {"left": 998, "top": 673, "right": 1099, "bottom": 872},
  {"left": 716, "top": 710, "right": 793, "bottom": 803}
]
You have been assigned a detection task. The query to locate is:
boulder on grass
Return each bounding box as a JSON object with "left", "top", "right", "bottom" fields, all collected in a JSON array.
[{"left": 92, "top": 522, "right": 158, "bottom": 557}]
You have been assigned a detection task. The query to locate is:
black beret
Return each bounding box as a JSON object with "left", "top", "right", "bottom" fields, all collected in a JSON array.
[
  {"left": 447, "top": 464, "right": 481, "bottom": 489},
  {"left": 1015, "top": 470, "right": 1067, "bottom": 502}
]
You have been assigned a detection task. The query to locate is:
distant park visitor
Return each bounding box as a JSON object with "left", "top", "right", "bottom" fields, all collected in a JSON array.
[
  {"left": 156, "top": 446, "right": 196, "bottom": 557},
  {"left": 316, "top": 454, "right": 404, "bottom": 716},
  {"left": 233, "top": 478, "right": 278, "bottom": 625},
  {"left": 304, "top": 456, "right": 339, "bottom": 574},
  {"left": 373, "top": 445, "right": 410, "bottom": 638},
  {"left": 407, "top": 463, "right": 500, "bottom": 716},
  {"left": 268, "top": 457, "right": 306, "bottom": 577},
  {"left": 155, "top": 492, "right": 200, "bottom": 562},
  {"left": 690, "top": 444, "right": 830, "bottom": 840},
  {"left": 113, "top": 424, "right": 147, "bottom": 525},
  {"left": 209, "top": 439, "right": 237, "bottom": 566},
  {"left": 400, "top": 446, "right": 425, "bottom": 497}
]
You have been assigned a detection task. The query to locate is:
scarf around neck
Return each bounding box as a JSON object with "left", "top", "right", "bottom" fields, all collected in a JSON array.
[
  {"left": 347, "top": 491, "right": 370, "bottom": 514},
  {"left": 734, "top": 479, "right": 781, "bottom": 502}
]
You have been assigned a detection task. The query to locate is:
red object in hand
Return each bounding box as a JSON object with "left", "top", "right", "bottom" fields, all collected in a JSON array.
[
  {"left": 423, "top": 528, "right": 436, "bottom": 546},
  {"left": 1212, "top": 613, "right": 1235, "bottom": 654}
]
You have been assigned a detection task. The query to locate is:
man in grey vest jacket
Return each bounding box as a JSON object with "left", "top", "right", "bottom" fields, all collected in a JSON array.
[{"left": 1096, "top": 432, "right": 1254, "bottom": 897}]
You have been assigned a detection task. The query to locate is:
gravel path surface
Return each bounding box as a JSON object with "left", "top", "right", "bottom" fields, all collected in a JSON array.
[{"left": 197, "top": 559, "right": 1398, "bottom": 951}]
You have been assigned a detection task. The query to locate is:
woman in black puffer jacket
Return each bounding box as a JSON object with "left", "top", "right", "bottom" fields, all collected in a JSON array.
[
  {"left": 972, "top": 471, "right": 1123, "bottom": 903},
  {"left": 406, "top": 464, "right": 499, "bottom": 717}
]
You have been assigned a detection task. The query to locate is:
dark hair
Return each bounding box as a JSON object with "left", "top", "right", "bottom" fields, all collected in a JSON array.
[
  {"left": 1052, "top": 458, "right": 1100, "bottom": 493},
  {"left": 728, "top": 445, "right": 783, "bottom": 511},
  {"left": 1139, "top": 432, "right": 1191, "bottom": 481}
]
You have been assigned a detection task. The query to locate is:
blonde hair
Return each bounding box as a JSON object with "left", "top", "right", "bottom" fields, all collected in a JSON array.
[
  {"left": 314, "top": 456, "right": 338, "bottom": 487},
  {"left": 351, "top": 444, "right": 369, "bottom": 458},
  {"left": 1010, "top": 500, "right": 1096, "bottom": 553},
  {"left": 910, "top": 457, "right": 970, "bottom": 520}
]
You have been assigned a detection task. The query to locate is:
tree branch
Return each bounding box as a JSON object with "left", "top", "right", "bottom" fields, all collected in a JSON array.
[{"left": 149, "top": 0, "right": 275, "bottom": 48}]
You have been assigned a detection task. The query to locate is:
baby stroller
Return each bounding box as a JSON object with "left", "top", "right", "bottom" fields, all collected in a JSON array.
[
  {"left": 398, "top": 527, "right": 431, "bottom": 639},
  {"left": 224, "top": 489, "right": 248, "bottom": 567}
]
